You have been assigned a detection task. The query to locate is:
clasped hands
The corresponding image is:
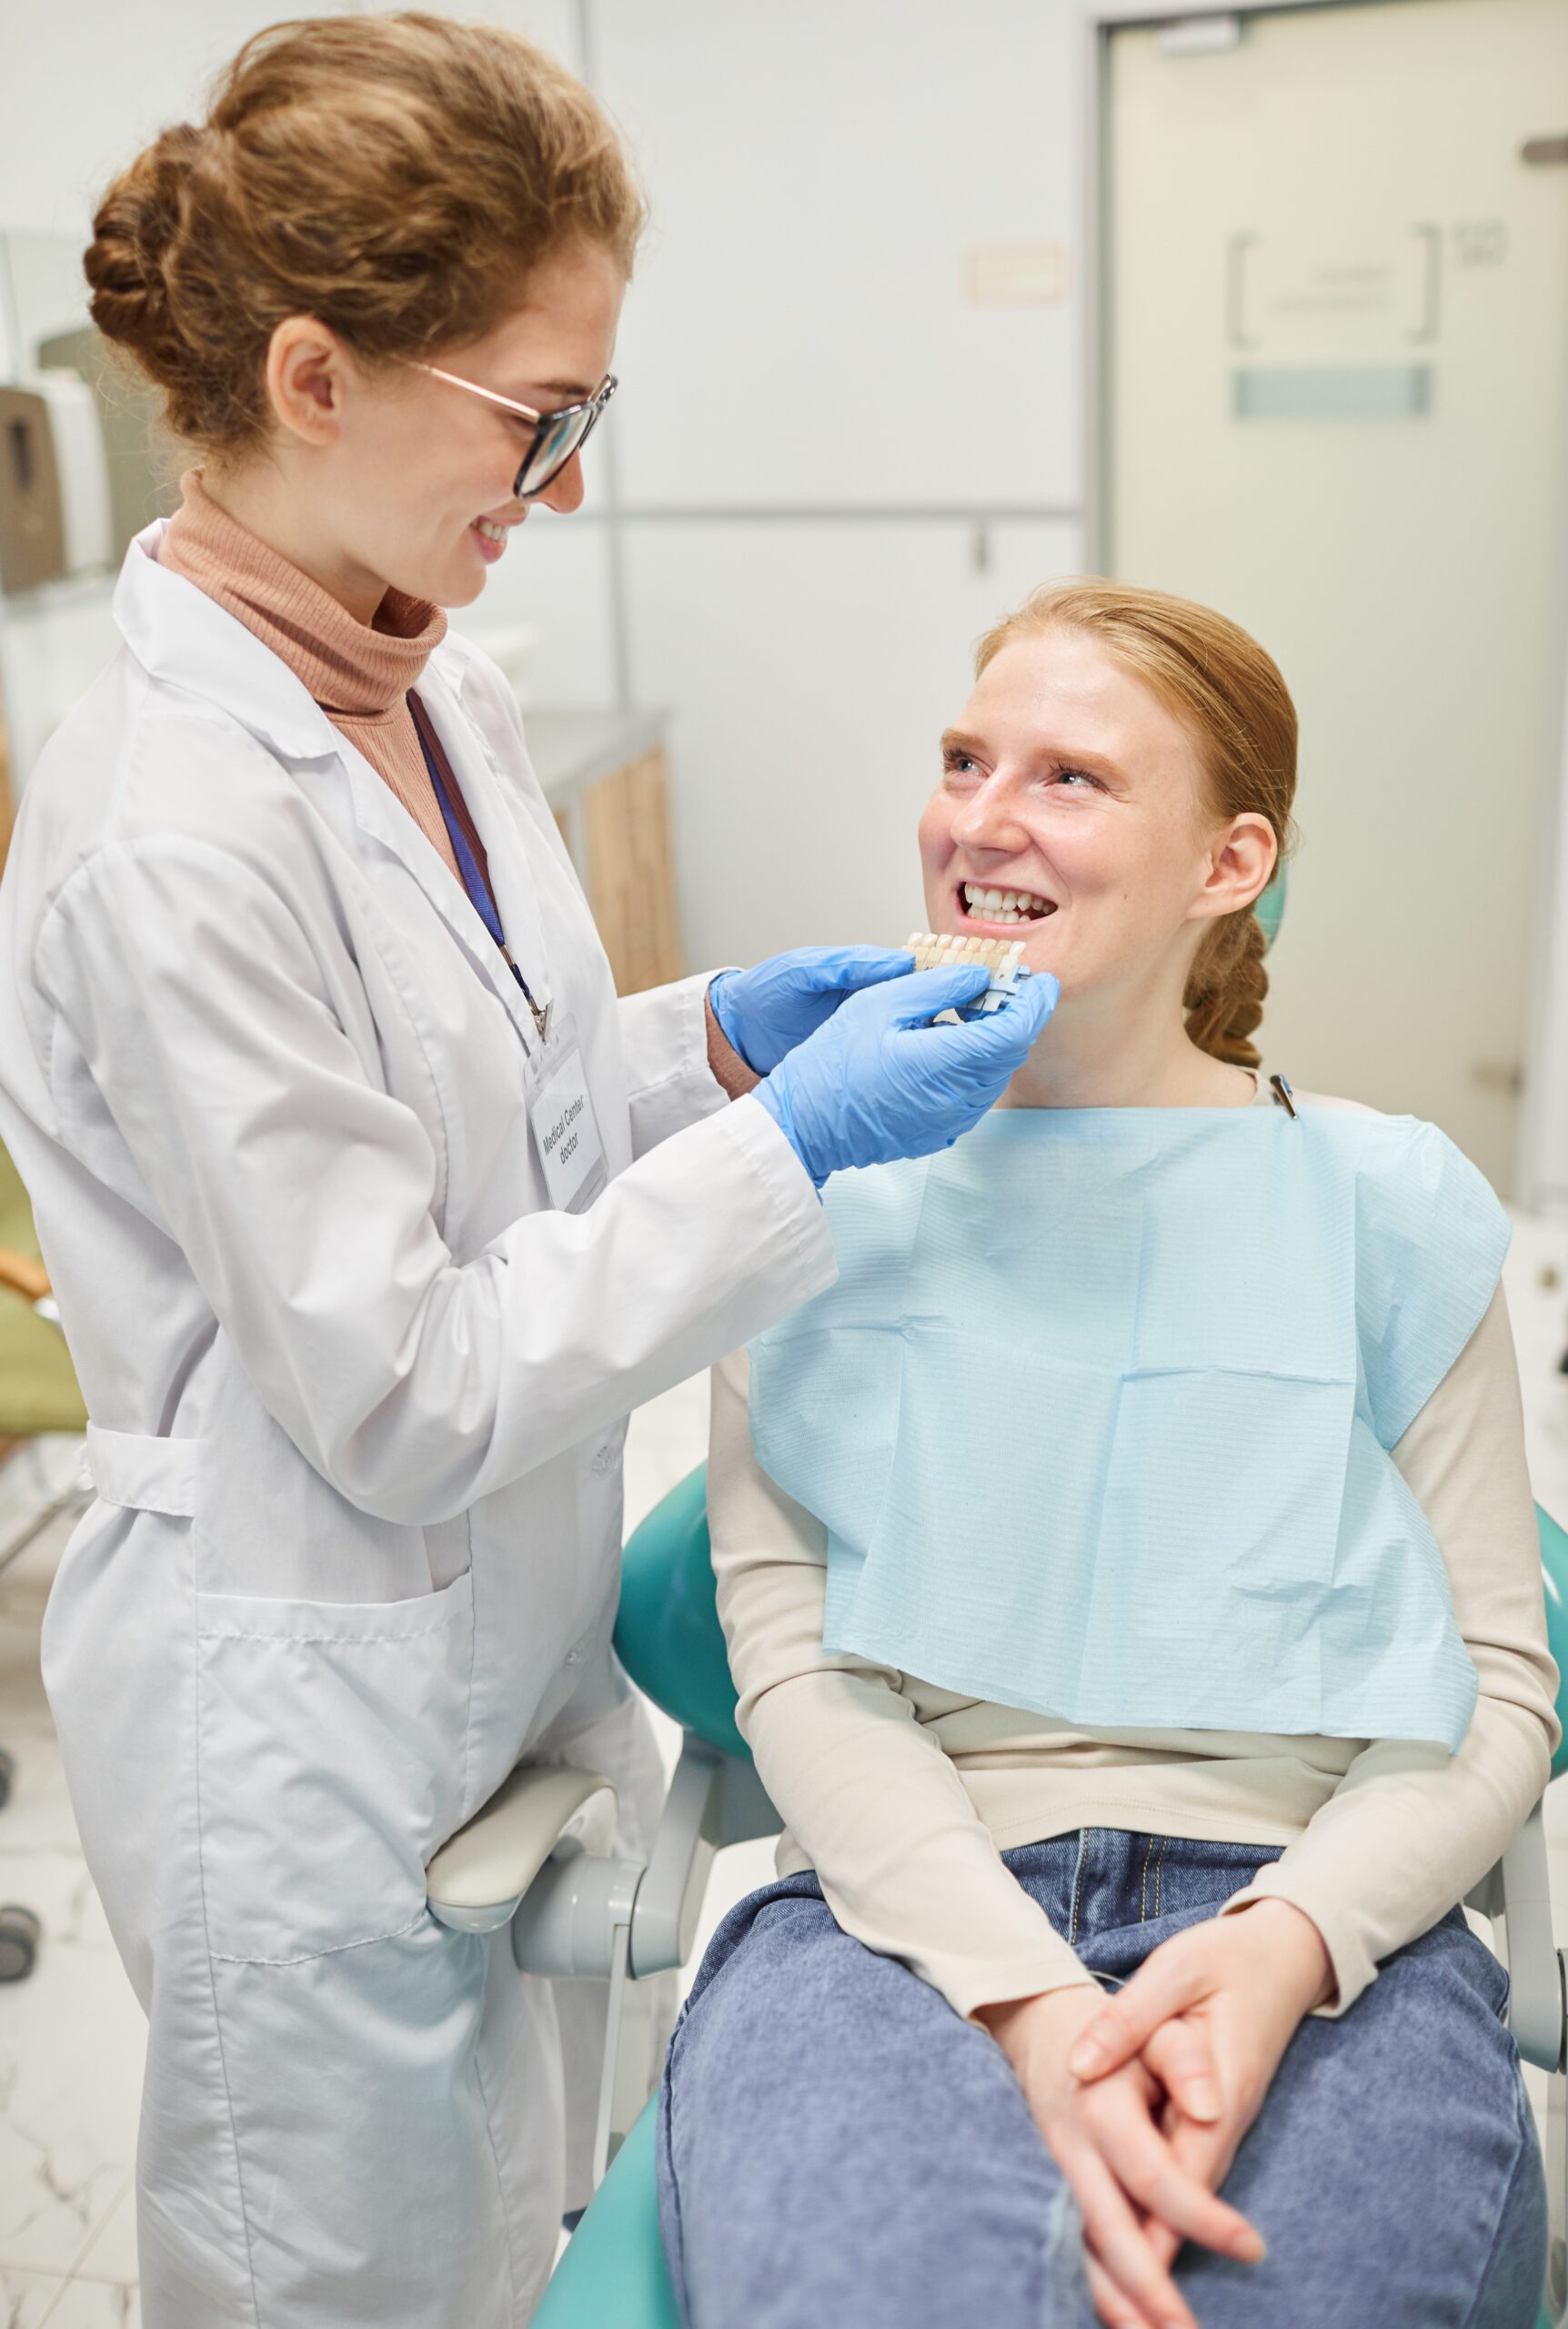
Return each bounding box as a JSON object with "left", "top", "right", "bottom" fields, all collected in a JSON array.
[{"left": 979, "top": 1901, "right": 1332, "bottom": 2329}]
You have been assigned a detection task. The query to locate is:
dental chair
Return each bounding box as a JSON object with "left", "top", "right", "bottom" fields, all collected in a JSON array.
[{"left": 426, "top": 1466, "right": 1568, "bottom": 2329}]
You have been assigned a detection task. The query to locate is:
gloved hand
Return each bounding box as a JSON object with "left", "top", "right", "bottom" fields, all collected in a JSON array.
[
  {"left": 755, "top": 963, "right": 1060, "bottom": 1187},
  {"left": 709, "top": 946, "right": 916, "bottom": 1076}
]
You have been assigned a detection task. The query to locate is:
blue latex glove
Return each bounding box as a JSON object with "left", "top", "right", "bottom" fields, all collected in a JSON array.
[
  {"left": 709, "top": 946, "right": 916, "bottom": 1076},
  {"left": 755, "top": 963, "right": 1060, "bottom": 1187}
]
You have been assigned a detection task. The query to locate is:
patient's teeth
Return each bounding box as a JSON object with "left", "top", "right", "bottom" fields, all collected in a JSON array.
[{"left": 960, "top": 881, "right": 1058, "bottom": 921}]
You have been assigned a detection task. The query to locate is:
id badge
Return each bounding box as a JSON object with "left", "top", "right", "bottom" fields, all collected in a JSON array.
[{"left": 525, "top": 1015, "right": 609, "bottom": 1215}]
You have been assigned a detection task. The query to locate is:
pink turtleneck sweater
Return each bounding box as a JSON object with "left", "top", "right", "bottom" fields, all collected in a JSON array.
[{"left": 158, "top": 470, "right": 489, "bottom": 890}]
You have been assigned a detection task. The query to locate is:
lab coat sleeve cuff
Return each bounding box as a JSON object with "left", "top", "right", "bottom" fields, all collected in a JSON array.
[
  {"left": 717, "top": 1092, "right": 837, "bottom": 1297},
  {"left": 618, "top": 970, "right": 732, "bottom": 1155},
  {"left": 1215, "top": 1874, "right": 1372, "bottom": 2017}
]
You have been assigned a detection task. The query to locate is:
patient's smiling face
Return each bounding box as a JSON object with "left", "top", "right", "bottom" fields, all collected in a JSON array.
[{"left": 919, "top": 627, "right": 1271, "bottom": 1014}]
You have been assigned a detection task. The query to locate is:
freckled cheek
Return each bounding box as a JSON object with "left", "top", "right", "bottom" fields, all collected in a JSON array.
[
  {"left": 1032, "top": 818, "right": 1109, "bottom": 900},
  {"left": 917, "top": 796, "right": 953, "bottom": 859},
  {"left": 916, "top": 801, "right": 956, "bottom": 907}
]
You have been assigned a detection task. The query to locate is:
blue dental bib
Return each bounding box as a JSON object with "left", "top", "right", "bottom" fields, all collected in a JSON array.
[{"left": 749, "top": 1104, "right": 1508, "bottom": 1752}]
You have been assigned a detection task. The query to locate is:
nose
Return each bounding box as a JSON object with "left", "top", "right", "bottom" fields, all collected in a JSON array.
[
  {"left": 950, "top": 774, "right": 1032, "bottom": 857},
  {"left": 536, "top": 451, "right": 586, "bottom": 516}
]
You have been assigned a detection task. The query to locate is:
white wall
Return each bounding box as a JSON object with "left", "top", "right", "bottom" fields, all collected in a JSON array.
[
  {"left": 0, "top": 0, "right": 1090, "bottom": 969},
  {"left": 592, "top": 0, "right": 1087, "bottom": 964},
  {"left": 0, "top": 0, "right": 352, "bottom": 236},
  {"left": 0, "top": 0, "right": 587, "bottom": 236},
  {"left": 597, "top": 0, "right": 1081, "bottom": 512}
]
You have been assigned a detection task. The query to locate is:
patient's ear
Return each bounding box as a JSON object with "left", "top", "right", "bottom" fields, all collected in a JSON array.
[{"left": 1192, "top": 812, "right": 1277, "bottom": 923}]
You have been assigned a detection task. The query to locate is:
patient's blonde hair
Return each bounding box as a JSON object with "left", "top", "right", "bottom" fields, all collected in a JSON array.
[{"left": 975, "top": 580, "right": 1298, "bottom": 1070}]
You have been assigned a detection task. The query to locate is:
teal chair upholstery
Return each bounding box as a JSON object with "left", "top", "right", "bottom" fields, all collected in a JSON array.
[
  {"left": 614, "top": 1466, "right": 748, "bottom": 1762},
  {"left": 536, "top": 1466, "right": 1568, "bottom": 2328},
  {"left": 536, "top": 2099, "right": 679, "bottom": 2329},
  {"left": 1543, "top": 1505, "right": 1568, "bottom": 1786},
  {"left": 1255, "top": 862, "right": 1288, "bottom": 953}
]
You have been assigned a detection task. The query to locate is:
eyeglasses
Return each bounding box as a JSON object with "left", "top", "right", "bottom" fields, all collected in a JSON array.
[{"left": 413, "top": 363, "right": 618, "bottom": 499}]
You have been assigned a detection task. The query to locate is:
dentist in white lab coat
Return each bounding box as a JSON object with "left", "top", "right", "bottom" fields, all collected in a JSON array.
[{"left": 0, "top": 19, "right": 1055, "bottom": 2327}]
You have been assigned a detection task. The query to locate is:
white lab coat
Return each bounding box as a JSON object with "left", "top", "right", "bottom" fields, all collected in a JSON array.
[{"left": 0, "top": 527, "right": 836, "bottom": 2325}]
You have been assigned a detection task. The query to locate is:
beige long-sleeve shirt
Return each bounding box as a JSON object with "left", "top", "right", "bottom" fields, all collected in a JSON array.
[{"left": 709, "top": 1089, "right": 1561, "bottom": 2022}]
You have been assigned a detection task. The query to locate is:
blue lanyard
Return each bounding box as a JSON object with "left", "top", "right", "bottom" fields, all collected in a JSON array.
[{"left": 408, "top": 692, "right": 548, "bottom": 1038}]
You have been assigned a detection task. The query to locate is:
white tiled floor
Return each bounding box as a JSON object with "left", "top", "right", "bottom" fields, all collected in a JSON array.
[{"left": 8, "top": 1223, "right": 1568, "bottom": 2319}]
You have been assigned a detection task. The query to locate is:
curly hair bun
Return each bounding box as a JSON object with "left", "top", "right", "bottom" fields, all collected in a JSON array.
[
  {"left": 84, "top": 124, "right": 205, "bottom": 398},
  {"left": 79, "top": 14, "right": 644, "bottom": 456}
]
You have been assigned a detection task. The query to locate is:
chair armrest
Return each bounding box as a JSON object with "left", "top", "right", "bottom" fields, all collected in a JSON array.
[
  {"left": 629, "top": 1737, "right": 779, "bottom": 1978},
  {"left": 1470, "top": 1799, "right": 1565, "bottom": 2074},
  {"left": 427, "top": 1765, "right": 617, "bottom": 1934}
]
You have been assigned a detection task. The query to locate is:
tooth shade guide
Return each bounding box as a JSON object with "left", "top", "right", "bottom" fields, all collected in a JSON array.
[{"left": 905, "top": 931, "right": 1030, "bottom": 1012}]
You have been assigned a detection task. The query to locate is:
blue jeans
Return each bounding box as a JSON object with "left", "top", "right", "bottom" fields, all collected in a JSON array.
[{"left": 658, "top": 1831, "right": 1546, "bottom": 2328}]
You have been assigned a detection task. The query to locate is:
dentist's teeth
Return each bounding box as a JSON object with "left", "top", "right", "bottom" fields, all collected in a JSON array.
[{"left": 475, "top": 518, "right": 508, "bottom": 544}]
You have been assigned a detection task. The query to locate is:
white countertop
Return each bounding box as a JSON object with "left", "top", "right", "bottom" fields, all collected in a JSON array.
[{"left": 521, "top": 707, "right": 669, "bottom": 805}]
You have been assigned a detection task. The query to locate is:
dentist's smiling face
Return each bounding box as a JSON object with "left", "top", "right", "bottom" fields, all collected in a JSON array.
[
  {"left": 918, "top": 627, "right": 1267, "bottom": 1013},
  {"left": 255, "top": 237, "right": 625, "bottom": 617}
]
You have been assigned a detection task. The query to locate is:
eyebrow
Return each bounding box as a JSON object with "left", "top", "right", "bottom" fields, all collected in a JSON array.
[
  {"left": 940, "top": 727, "right": 1126, "bottom": 780},
  {"left": 512, "top": 378, "right": 597, "bottom": 404}
]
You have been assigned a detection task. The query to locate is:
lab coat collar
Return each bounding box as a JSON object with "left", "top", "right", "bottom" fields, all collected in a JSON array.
[
  {"left": 116, "top": 521, "right": 357, "bottom": 763},
  {"left": 115, "top": 523, "right": 552, "bottom": 1044}
]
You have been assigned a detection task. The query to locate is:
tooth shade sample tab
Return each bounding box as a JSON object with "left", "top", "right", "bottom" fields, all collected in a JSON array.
[{"left": 906, "top": 931, "right": 1030, "bottom": 1012}]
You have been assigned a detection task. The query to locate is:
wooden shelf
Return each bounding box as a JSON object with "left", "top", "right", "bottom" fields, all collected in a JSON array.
[{"left": 525, "top": 708, "right": 684, "bottom": 996}]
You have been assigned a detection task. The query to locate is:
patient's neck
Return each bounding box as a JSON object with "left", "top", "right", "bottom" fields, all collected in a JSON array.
[{"left": 999, "top": 984, "right": 1257, "bottom": 1113}]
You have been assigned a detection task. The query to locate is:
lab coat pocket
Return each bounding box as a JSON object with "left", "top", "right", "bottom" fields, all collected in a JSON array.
[
  {"left": 579, "top": 1417, "right": 628, "bottom": 1558},
  {"left": 194, "top": 1569, "right": 474, "bottom": 1964}
]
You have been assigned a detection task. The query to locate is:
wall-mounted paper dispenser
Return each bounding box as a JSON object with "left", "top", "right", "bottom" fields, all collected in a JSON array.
[
  {"left": 36, "top": 327, "right": 178, "bottom": 560},
  {"left": 0, "top": 388, "right": 64, "bottom": 591},
  {"left": 0, "top": 371, "right": 112, "bottom": 592}
]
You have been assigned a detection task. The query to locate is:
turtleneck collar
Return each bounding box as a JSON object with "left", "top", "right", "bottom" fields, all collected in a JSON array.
[{"left": 157, "top": 469, "right": 447, "bottom": 724}]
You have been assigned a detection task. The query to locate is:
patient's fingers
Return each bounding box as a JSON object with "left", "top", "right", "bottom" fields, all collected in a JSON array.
[
  {"left": 1086, "top": 2243, "right": 1169, "bottom": 2329},
  {"left": 1141, "top": 2019, "right": 1222, "bottom": 2124},
  {"left": 1092, "top": 2081, "right": 1262, "bottom": 2264},
  {"left": 1053, "top": 2132, "right": 1201, "bottom": 2329},
  {"left": 1070, "top": 1956, "right": 1200, "bottom": 2082},
  {"left": 1143, "top": 2110, "right": 1247, "bottom": 2272}
]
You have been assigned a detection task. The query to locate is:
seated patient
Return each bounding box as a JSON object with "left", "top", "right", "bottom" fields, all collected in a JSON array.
[{"left": 657, "top": 582, "right": 1560, "bottom": 2329}]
